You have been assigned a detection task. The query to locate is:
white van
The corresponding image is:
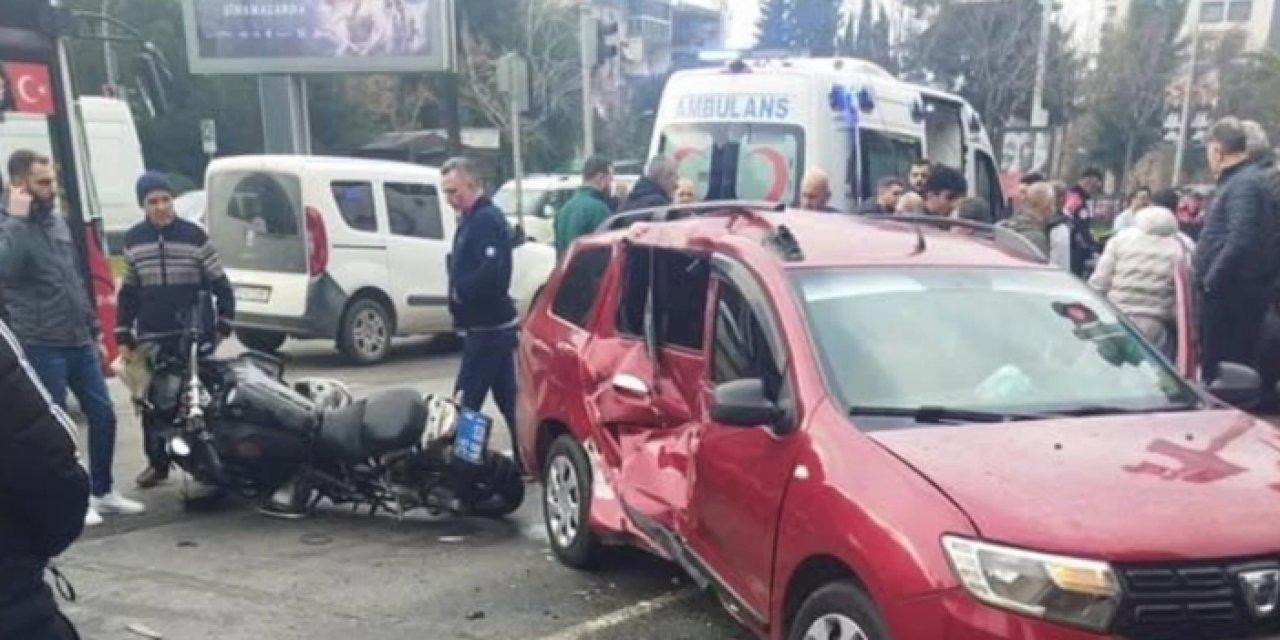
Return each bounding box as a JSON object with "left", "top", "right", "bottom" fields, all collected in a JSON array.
[
  {"left": 206, "top": 155, "right": 556, "bottom": 365},
  {"left": 649, "top": 58, "right": 1006, "bottom": 215},
  {"left": 0, "top": 97, "right": 146, "bottom": 244}
]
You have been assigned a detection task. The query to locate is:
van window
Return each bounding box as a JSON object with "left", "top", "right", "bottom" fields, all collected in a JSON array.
[
  {"left": 975, "top": 151, "right": 1004, "bottom": 219},
  {"left": 552, "top": 247, "right": 612, "bottom": 328},
  {"left": 208, "top": 170, "right": 306, "bottom": 274},
  {"left": 332, "top": 182, "right": 378, "bottom": 232},
  {"left": 617, "top": 245, "right": 711, "bottom": 350},
  {"left": 385, "top": 183, "right": 444, "bottom": 240},
  {"left": 858, "top": 130, "right": 922, "bottom": 200},
  {"left": 658, "top": 123, "right": 805, "bottom": 204}
]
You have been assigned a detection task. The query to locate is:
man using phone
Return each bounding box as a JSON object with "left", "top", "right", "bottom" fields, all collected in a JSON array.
[{"left": 0, "top": 150, "right": 145, "bottom": 527}]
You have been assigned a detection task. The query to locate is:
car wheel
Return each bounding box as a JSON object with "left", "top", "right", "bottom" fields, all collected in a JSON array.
[
  {"left": 337, "top": 298, "right": 392, "bottom": 365},
  {"left": 788, "top": 581, "right": 889, "bottom": 640},
  {"left": 235, "top": 328, "right": 287, "bottom": 353},
  {"left": 543, "top": 435, "right": 601, "bottom": 569}
]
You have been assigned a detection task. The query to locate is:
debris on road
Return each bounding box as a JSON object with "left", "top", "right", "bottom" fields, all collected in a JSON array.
[{"left": 125, "top": 622, "right": 163, "bottom": 639}]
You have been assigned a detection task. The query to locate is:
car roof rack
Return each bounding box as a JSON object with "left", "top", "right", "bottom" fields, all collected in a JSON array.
[
  {"left": 597, "top": 200, "right": 787, "bottom": 233},
  {"left": 861, "top": 215, "right": 1048, "bottom": 264}
]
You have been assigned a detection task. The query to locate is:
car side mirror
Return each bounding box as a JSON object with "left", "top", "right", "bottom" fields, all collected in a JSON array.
[
  {"left": 712, "top": 379, "right": 782, "bottom": 427},
  {"left": 1208, "top": 362, "right": 1262, "bottom": 410},
  {"left": 542, "top": 204, "right": 556, "bottom": 218},
  {"left": 510, "top": 224, "right": 527, "bottom": 248}
]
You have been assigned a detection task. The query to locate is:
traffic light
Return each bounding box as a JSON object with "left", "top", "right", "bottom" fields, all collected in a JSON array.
[{"left": 596, "top": 20, "right": 620, "bottom": 67}]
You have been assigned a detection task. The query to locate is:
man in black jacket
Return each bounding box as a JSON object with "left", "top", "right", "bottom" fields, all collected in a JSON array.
[
  {"left": 117, "top": 172, "right": 236, "bottom": 488},
  {"left": 0, "top": 319, "right": 89, "bottom": 640},
  {"left": 1194, "top": 117, "right": 1280, "bottom": 382},
  {"left": 442, "top": 158, "right": 521, "bottom": 471},
  {"left": 622, "top": 156, "right": 677, "bottom": 212},
  {"left": 0, "top": 150, "right": 143, "bottom": 526}
]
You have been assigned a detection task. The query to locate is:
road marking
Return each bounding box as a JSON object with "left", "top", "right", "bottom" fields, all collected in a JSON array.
[{"left": 535, "top": 589, "right": 697, "bottom": 640}]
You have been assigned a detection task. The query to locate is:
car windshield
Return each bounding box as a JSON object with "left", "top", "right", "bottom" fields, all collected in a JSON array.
[
  {"left": 493, "top": 186, "right": 549, "bottom": 219},
  {"left": 795, "top": 267, "right": 1198, "bottom": 429}
]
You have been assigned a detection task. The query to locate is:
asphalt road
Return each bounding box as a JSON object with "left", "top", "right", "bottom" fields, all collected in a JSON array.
[{"left": 62, "top": 337, "right": 748, "bottom": 640}]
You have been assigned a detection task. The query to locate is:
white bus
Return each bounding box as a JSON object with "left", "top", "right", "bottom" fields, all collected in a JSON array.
[{"left": 649, "top": 57, "right": 1006, "bottom": 216}]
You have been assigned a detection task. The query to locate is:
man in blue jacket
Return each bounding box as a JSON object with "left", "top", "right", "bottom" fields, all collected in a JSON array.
[{"left": 442, "top": 158, "right": 521, "bottom": 471}]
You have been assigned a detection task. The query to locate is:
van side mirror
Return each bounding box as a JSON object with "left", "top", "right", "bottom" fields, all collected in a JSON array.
[
  {"left": 711, "top": 379, "right": 782, "bottom": 427},
  {"left": 1208, "top": 362, "right": 1262, "bottom": 411},
  {"left": 542, "top": 204, "right": 556, "bottom": 218}
]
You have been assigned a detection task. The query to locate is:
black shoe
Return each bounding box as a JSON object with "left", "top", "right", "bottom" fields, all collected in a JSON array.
[{"left": 135, "top": 466, "right": 169, "bottom": 489}]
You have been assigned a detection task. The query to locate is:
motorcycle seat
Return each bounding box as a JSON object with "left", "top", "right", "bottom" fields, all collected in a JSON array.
[{"left": 318, "top": 389, "right": 427, "bottom": 461}]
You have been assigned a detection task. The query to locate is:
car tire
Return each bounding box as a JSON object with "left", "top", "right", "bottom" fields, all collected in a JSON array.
[
  {"left": 337, "top": 298, "right": 393, "bottom": 365},
  {"left": 787, "top": 581, "right": 889, "bottom": 640},
  {"left": 235, "top": 328, "right": 287, "bottom": 354},
  {"left": 543, "top": 435, "right": 601, "bottom": 570}
]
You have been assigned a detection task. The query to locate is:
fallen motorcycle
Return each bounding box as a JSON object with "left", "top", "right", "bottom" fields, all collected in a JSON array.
[{"left": 144, "top": 293, "right": 524, "bottom": 520}]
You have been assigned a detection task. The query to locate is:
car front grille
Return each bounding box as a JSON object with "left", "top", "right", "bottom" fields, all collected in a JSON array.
[{"left": 1113, "top": 560, "right": 1280, "bottom": 639}]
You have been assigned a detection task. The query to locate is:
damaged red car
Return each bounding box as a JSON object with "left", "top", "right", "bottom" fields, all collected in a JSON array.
[{"left": 517, "top": 205, "right": 1278, "bottom": 640}]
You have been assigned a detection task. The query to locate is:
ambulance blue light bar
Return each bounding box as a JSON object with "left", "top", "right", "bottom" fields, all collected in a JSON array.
[{"left": 829, "top": 84, "right": 876, "bottom": 114}]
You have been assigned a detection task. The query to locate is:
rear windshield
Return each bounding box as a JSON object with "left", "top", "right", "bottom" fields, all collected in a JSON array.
[
  {"left": 208, "top": 170, "right": 306, "bottom": 274},
  {"left": 658, "top": 123, "right": 805, "bottom": 204}
]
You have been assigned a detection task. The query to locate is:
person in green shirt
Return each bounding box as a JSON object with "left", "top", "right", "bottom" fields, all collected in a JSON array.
[{"left": 554, "top": 155, "right": 614, "bottom": 259}]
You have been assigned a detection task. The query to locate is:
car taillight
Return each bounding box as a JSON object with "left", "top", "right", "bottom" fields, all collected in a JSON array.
[{"left": 305, "top": 206, "right": 328, "bottom": 278}]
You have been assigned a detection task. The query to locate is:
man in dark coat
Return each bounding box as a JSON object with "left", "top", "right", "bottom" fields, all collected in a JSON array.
[
  {"left": 856, "top": 177, "right": 904, "bottom": 215},
  {"left": 622, "top": 157, "right": 677, "bottom": 212},
  {"left": 442, "top": 158, "right": 522, "bottom": 471},
  {"left": 0, "top": 318, "right": 89, "bottom": 640},
  {"left": 1194, "top": 117, "right": 1280, "bottom": 382}
]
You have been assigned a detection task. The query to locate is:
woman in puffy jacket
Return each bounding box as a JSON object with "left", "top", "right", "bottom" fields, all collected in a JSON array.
[{"left": 1088, "top": 204, "right": 1192, "bottom": 356}]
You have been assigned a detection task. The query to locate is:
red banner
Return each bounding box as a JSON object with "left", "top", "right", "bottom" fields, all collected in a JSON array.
[{"left": 1, "top": 62, "right": 56, "bottom": 115}]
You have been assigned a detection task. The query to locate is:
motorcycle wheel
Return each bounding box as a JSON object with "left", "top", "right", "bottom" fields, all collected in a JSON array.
[{"left": 469, "top": 451, "right": 525, "bottom": 518}]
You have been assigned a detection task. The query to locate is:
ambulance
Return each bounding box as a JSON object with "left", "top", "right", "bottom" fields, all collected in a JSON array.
[{"left": 648, "top": 57, "right": 1006, "bottom": 215}]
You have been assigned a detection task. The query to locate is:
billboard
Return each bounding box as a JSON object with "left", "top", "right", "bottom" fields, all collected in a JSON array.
[{"left": 181, "top": 0, "right": 456, "bottom": 75}]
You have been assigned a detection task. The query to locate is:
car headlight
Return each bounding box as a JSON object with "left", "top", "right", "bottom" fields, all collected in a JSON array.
[{"left": 942, "top": 535, "right": 1121, "bottom": 631}]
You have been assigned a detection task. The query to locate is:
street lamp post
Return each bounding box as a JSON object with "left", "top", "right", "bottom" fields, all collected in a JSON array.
[
  {"left": 1030, "top": 0, "right": 1052, "bottom": 128},
  {"left": 1172, "top": 0, "right": 1202, "bottom": 185}
]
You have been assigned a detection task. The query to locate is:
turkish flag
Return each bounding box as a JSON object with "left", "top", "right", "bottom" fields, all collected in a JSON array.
[{"left": 4, "top": 62, "right": 55, "bottom": 115}]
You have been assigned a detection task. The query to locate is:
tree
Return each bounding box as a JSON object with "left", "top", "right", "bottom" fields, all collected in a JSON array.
[
  {"left": 757, "top": 0, "right": 794, "bottom": 50},
  {"left": 904, "top": 0, "right": 1082, "bottom": 147},
  {"left": 756, "top": 0, "right": 840, "bottom": 55},
  {"left": 1083, "top": 0, "right": 1187, "bottom": 185}
]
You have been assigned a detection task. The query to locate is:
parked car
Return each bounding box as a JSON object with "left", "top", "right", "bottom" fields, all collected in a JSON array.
[
  {"left": 518, "top": 205, "right": 1270, "bottom": 640},
  {"left": 206, "top": 155, "right": 555, "bottom": 364},
  {"left": 495, "top": 174, "right": 641, "bottom": 246},
  {"left": 174, "top": 189, "right": 206, "bottom": 228}
]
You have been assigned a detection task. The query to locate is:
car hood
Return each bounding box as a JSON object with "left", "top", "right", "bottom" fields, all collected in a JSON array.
[{"left": 870, "top": 410, "right": 1280, "bottom": 561}]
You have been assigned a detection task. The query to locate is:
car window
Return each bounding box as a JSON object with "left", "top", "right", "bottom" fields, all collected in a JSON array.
[
  {"left": 796, "top": 267, "right": 1198, "bottom": 429},
  {"left": 712, "top": 279, "right": 782, "bottom": 395},
  {"left": 975, "top": 150, "right": 1003, "bottom": 218},
  {"left": 332, "top": 181, "right": 378, "bottom": 232},
  {"left": 552, "top": 247, "right": 612, "bottom": 328},
  {"left": 617, "top": 245, "right": 711, "bottom": 350},
  {"left": 659, "top": 123, "right": 805, "bottom": 203},
  {"left": 385, "top": 182, "right": 444, "bottom": 240},
  {"left": 207, "top": 170, "right": 306, "bottom": 274},
  {"left": 859, "top": 130, "right": 922, "bottom": 200}
]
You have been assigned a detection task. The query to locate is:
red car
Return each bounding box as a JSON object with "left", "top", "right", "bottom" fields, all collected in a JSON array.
[{"left": 517, "top": 205, "right": 1272, "bottom": 640}]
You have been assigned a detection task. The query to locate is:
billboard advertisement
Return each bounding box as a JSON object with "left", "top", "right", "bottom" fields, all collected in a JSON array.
[{"left": 181, "top": 0, "right": 455, "bottom": 74}]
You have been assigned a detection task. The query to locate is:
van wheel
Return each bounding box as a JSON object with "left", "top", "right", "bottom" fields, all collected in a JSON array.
[
  {"left": 337, "top": 298, "right": 392, "bottom": 365},
  {"left": 543, "top": 436, "right": 601, "bottom": 570},
  {"left": 788, "top": 582, "right": 888, "bottom": 640},
  {"left": 235, "top": 328, "right": 286, "bottom": 354}
]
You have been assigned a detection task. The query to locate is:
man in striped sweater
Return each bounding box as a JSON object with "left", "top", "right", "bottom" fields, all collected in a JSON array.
[{"left": 116, "top": 172, "right": 236, "bottom": 488}]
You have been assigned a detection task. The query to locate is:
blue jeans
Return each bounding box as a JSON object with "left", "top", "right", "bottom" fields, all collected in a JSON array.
[
  {"left": 454, "top": 328, "right": 519, "bottom": 466},
  {"left": 25, "top": 344, "right": 117, "bottom": 497}
]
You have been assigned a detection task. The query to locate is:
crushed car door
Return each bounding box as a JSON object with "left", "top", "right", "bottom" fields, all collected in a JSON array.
[
  {"left": 682, "top": 260, "right": 803, "bottom": 627},
  {"left": 582, "top": 243, "right": 711, "bottom": 538}
]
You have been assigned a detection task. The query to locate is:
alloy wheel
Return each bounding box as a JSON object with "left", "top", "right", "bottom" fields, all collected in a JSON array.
[
  {"left": 351, "top": 308, "right": 388, "bottom": 357},
  {"left": 803, "top": 614, "right": 869, "bottom": 640},
  {"left": 545, "top": 455, "right": 581, "bottom": 549}
]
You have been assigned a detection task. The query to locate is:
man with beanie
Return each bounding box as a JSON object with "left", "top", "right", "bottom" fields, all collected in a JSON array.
[
  {"left": 0, "top": 149, "right": 144, "bottom": 527},
  {"left": 118, "top": 171, "right": 236, "bottom": 488}
]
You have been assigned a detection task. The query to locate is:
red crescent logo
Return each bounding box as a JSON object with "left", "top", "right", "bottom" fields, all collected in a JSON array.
[{"left": 748, "top": 147, "right": 790, "bottom": 202}]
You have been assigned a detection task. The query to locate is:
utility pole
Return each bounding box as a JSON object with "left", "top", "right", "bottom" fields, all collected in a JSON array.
[
  {"left": 1172, "top": 0, "right": 1202, "bottom": 184},
  {"left": 101, "top": 0, "right": 116, "bottom": 89},
  {"left": 580, "top": 4, "right": 596, "bottom": 157},
  {"left": 1030, "top": 0, "right": 1052, "bottom": 129}
]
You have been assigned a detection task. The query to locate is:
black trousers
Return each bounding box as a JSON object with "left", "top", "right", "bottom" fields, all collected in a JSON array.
[
  {"left": 1200, "top": 283, "right": 1271, "bottom": 382},
  {"left": 453, "top": 328, "right": 520, "bottom": 469},
  {"left": 10, "top": 611, "right": 80, "bottom": 640}
]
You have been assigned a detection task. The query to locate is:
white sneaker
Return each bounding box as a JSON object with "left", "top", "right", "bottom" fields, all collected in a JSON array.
[
  {"left": 91, "top": 491, "right": 147, "bottom": 516},
  {"left": 84, "top": 506, "right": 104, "bottom": 527}
]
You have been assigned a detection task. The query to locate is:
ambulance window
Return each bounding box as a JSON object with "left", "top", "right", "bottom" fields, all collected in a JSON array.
[
  {"left": 975, "top": 151, "right": 1004, "bottom": 219},
  {"left": 659, "top": 123, "right": 806, "bottom": 204},
  {"left": 858, "top": 131, "right": 921, "bottom": 200}
]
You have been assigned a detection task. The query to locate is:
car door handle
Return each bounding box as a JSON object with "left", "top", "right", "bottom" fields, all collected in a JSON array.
[{"left": 612, "top": 373, "right": 650, "bottom": 397}]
